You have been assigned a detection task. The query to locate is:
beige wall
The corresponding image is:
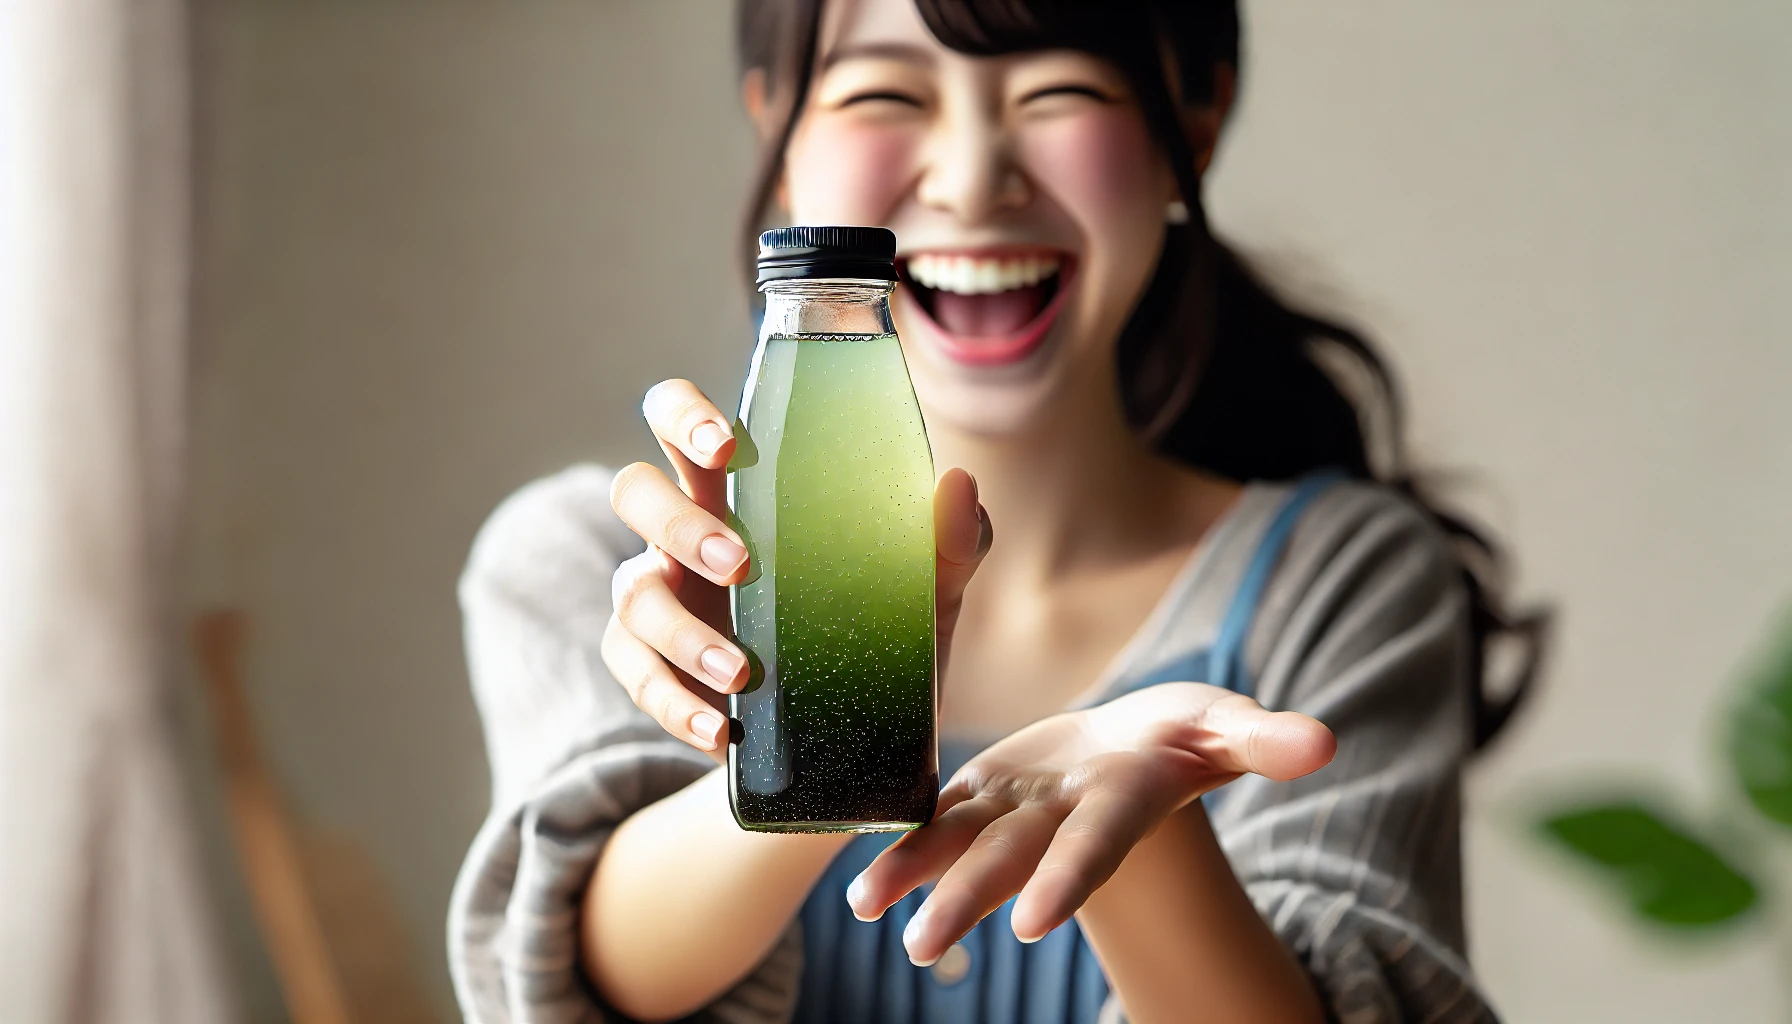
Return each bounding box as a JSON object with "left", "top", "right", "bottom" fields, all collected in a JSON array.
[
  {"left": 186, "top": 3, "right": 754, "bottom": 1019},
  {"left": 1213, "top": 5, "right": 1792, "bottom": 1021},
  {"left": 185, "top": 1, "right": 1792, "bottom": 1021}
]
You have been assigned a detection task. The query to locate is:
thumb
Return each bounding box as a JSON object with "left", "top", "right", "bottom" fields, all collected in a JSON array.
[
  {"left": 1200, "top": 693, "right": 1337, "bottom": 781},
  {"left": 934, "top": 468, "right": 990, "bottom": 653}
]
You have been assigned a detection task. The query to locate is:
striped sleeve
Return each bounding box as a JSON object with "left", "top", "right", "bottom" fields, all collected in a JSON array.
[
  {"left": 1213, "top": 483, "right": 1498, "bottom": 1024},
  {"left": 446, "top": 464, "right": 803, "bottom": 1024}
]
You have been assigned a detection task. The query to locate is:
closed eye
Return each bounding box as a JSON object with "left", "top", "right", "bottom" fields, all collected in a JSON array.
[
  {"left": 842, "top": 90, "right": 926, "bottom": 108},
  {"left": 1019, "top": 84, "right": 1115, "bottom": 105}
]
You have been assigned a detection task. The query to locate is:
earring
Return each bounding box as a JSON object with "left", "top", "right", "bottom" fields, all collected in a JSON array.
[{"left": 1165, "top": 200, "right": 1190, "bottom": 225}]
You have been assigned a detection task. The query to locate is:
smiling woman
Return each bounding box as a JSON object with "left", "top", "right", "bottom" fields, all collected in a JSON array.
[
  {"left": 771, "top": 10, "right": 1181, "bottom": 441},
  {"left": 446, "top": 1, "right": 1539, "bottom": 1023}
]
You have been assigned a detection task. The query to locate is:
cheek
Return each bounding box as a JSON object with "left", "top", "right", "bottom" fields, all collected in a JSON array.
[
  {"left": 783, "top": 118, "right": 916, "bottom": 224},
  {"left": 1018, "top": 112, "right": 1165, "bottom": 249}
]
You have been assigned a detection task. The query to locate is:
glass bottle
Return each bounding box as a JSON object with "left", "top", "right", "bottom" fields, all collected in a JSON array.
[{"left": 727, "top": 226, "right": 937, "bottom": 832}]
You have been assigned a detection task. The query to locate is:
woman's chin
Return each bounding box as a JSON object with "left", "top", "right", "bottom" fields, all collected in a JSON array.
[{"left": 903, "top": 358, "right": 1071, "bottom": 441}]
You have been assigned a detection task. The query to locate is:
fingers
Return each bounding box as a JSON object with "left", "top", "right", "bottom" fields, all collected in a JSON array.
[
  {"left": 934, "top": 467, "right": 989, "bottom": 566},
  {"left": 847, "top": 796, "right": 1008, "bottom": 922},
  {"left": 642, "top": 378, "right": 734, "bottom": 469},
  {"left": 1188, "top": 692, "right": 1337, "bottom": 781},
  {"left": 611, "top": 550, "right": 749, "bottom": 693},
  {"left": 611, "top": 462, "right": 750, "bottom": 586},
  {"left": 1102, "top": 683, "right": 1337, "bottom": 782},
  {"left": 1011, "top": 787, "right": 1148, "bottom": 941},
  {"left": 601, "top": 613, "right": 728, "bottom": 754},
  {"left": 642, "top": 379, "right": 734, "bottom": 509},
  {"left": 933, "top": 468, "right": 991, "bottom": 667},
  {"left": 899, "top": 804, "right": 1065, "bottom": 965}
]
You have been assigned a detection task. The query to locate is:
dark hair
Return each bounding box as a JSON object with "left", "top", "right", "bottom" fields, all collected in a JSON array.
[{"left": 735, "top": 0, "right": 1548, "bottom": 749}]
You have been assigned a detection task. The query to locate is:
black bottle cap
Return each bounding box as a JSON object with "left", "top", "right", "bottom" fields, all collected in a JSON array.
[{"left": 756, "top": 226, "right": 898, "bottom": 285}]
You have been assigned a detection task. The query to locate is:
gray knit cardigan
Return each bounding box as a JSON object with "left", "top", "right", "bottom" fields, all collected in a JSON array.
[{"left": 447, "top": 465, "right": 1498, "bottom": 1024}]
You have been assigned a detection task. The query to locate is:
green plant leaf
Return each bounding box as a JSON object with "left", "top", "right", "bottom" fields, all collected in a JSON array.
[
  {"left": 1729, "top": 613, "right": 1792, "bottom": 828},
  {"left": 1538, "top": 801, "right": 1758, "bottom": 928}
]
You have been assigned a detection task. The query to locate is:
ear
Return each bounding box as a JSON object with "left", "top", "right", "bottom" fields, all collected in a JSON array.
[
  {"left": 741, "top": 67, "right": 778, "bottom": 141},
  {"left": 1184, "top": 63, "right": 1237, "bottom": 177}
]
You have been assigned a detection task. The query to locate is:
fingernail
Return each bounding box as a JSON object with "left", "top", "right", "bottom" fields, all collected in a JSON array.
[
  {"left": 846, "top": 876, "right": 882, "bottom": 922},
  {"left": 903, "top": 906, "right": 932, "bottom": 961},
  {"left": 700, "top": 535, "right": 748, "bottom": 577},
  {"left": 974, "top": 505, "right": 993, "bottom": 557},
  {"left": 689, "top": 710, "right": 725, "bottom": 749},
  {"left": 691, "top": 420, "right": 730, "bottom": 459},
  {"left": 700, "top": 646, "right": 745, "bottom": 690}
]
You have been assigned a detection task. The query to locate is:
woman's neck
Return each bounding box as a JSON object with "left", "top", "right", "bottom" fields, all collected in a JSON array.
[{"left": 929, "top": 382, "right": 1226, "bottom": 588}]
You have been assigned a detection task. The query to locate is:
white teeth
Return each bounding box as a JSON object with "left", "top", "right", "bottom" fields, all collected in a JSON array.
[
  {"left": 906, "top": 253, "right": 1061, "bottom": 295},
  {"left": 972, "top": 260, "right": 1001, "bottom": 293},
  {"left": 948, "top": 257, "right": 974, "bottom": 293}
]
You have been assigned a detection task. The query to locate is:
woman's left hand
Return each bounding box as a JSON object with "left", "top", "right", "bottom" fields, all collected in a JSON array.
[{"left": 846, "top": 682, "right": 1337, "bottom": 965}]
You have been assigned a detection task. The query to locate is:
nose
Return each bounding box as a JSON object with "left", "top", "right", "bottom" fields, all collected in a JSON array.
[{"left": 915, "top": 102, "right": 1030, "bottom": 224}]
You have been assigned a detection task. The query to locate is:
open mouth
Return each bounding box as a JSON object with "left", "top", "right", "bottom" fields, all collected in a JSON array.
[{"left": 898, "top": 248, "right": 1074, "bottom": 366}]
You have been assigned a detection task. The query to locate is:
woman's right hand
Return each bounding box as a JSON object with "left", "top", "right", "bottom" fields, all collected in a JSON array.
[{"left": 603, "top": 378, "right": 991, "bottom": 759}]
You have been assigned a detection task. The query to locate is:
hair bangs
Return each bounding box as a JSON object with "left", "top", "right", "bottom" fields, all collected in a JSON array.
[{"left": 911, "top": 0, "right": 1236, "bottom": 105}]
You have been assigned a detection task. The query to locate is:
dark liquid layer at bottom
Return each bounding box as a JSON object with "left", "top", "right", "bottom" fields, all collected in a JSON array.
[{"left": 730, "top": 738, "right": 938, "bottom": 833}]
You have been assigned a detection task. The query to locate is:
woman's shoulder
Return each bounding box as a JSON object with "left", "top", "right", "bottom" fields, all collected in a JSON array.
[
  {"left": 1238, "top": 476, "right": 1469, "bottom": 704},
  {"left": 460, "top": 463, "right": 645, "bottom": 603},
  {"left": 1171, "top": 475, "right": 1453, "bottom": 612},
  {"left": 1272, "top": 477, "right": 1458, "bottom": 594}
]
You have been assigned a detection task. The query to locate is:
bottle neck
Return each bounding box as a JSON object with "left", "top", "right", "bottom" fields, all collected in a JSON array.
[{"left": 760, "top": 279, "right": 896, "bottom": 337}]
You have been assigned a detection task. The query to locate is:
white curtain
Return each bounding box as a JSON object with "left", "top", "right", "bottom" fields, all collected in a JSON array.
[{"left": 0, "top": 0, "right": 228, "bottom": 1020}]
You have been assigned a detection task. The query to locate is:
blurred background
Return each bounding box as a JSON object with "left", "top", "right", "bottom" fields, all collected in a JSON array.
[{"left": 4, "top": 1, "right": 1789, "bottom": 1022}]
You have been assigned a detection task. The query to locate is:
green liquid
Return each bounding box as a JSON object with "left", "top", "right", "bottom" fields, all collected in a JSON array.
[{"left": 727, "top": 333, "right": 937, "bottom": 832}]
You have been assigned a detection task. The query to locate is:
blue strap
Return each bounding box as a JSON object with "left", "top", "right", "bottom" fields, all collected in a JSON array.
[
  {"left": 1208, "top": 472, "right": 1345, "bottom": 698},
  {"left": 1112, "top": 649, "right": 1211, "bottom": 699}
]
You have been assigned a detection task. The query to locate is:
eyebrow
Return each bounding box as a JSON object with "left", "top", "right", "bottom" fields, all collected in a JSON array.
[{"left": 819, "top": 42, "right": 937, "bottom": 72}]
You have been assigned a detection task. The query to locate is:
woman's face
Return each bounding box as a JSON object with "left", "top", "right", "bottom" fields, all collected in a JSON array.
[{"left": 775, "top": 0, "right": 1178, "bottom": 438}]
